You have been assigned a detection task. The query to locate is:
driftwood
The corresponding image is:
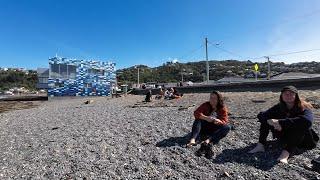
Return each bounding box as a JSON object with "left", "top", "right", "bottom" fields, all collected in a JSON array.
[{"left": 251, "top": 99, "right": 266, "bottom": 103}]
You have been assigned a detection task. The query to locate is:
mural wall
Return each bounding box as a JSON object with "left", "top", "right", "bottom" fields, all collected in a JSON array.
[{"left": 48, "top": 57, "right": 116, "bottom": 96}]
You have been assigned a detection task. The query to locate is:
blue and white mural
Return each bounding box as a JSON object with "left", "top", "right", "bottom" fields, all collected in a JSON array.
[{"left": 48, "top": 57, "right": 116, "bottom": 96}]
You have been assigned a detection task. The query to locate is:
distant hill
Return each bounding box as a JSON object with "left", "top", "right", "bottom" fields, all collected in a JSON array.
[
  {"left": 116, "top": 60, "right": 320, "bottom": 85},
  {"left": 1, "top": 60, "right": 319, "bottom": 91}
]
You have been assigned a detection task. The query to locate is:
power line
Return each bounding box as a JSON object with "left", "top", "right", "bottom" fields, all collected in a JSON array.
[
  {"left": 175, "top": 9, "right": 320, "bottom": 63},
  {"left": 207, "top": 41, "right": 249, "bottom": 60},
  {"left": 266, "top": 48, "right": 320, "bottom": 57},
  {"left": 204, "top": 10, "right": 320, "bottom": 61},
  {"left": 251, "top": 48, "right": 320, "bottom": 60},
  {"left": 207, "top": 40, "right": 320, "bottom": 62},
  {"left": 177, "top": 45, "right": 204, "bottom": 60},
  {"left": 175, "top": 42, "right": 320, "bottom": 65}
]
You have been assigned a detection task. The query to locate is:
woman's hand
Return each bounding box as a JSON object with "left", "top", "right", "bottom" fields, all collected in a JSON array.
[
  {"left": 206, "top": 117, "right": 222, "bottom": 124},
  {"left": 274, "top": 123, "right": 282, "bottom": 131},
  {"left": 267, "top": 119, "right": 282, "bottom": 131},
  {"left": 199, "top": 113, "right": 214, "bottom": 122},
  {"left": 213, "top": 119, "right": 223, "bottom": 125},
  {"left": 205, "top": 116, "right": 215, "bottom": 123},
  {"left": 200, "top": 114, "right": 222, "bottom": 124}
]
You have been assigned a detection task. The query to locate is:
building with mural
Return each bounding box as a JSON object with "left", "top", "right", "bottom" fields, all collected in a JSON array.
[{"left": 45, "top": 56, "right": 116, "bottom": 96}]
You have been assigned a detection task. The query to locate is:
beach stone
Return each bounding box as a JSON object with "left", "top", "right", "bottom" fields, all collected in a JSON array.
[{"left": 306, "top": 96, "right": 320, "bottom": 109}]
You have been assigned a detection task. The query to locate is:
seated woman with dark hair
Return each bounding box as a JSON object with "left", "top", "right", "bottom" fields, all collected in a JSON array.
[
  {"left": 172, "top": 87, "right": 183, "bottom": 99},
  {"left": 155, "top": 88, "right": 164, "bottom": 99},
  {"left": 187, "top": 90, "right": 231, "bottom": 159},
  {"left": 249, "top": 86, "right": 319, "bottom": 164}
]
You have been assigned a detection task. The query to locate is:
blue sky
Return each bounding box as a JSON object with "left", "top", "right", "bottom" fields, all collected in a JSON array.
[{"left": 0, "top": 0, "right": 320, "bottom": 70}]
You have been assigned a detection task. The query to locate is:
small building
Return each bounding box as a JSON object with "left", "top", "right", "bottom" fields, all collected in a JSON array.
[
  {"left": 45, "top": 57, "right": 116, "bottom": 96},
  {"left": 37, "top": 68, "right": 49, "bottom": 89}
]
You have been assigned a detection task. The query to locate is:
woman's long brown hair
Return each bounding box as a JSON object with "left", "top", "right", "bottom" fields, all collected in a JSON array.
[
  {"left": 279, "top": 91, "right": 313, "bottom": 111},
  {"left": 211, "top": 90, "right": 225, "bottom": 110}
]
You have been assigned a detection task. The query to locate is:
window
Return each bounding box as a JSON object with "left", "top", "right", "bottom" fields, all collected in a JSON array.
[
  {"left": 38, "top": 77, "right": 48, "bottom": 83},
  {"left": 50, "top": 63, "right": 60, "bottom": 78},
  {"left": 88, "top": 68, "right": 104, "bottom": 76},
  {"left": 68, "top": 65, "right": 76, "bottom": 79},
  {"left": 50, "top": 63, "right": 77, "bottom": 79},
  {"left": 60, "top": 64, "right": 68, "bottom": 78}
]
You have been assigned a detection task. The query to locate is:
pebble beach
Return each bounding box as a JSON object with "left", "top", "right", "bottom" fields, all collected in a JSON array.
[{"left": 0, "top": 91, "right": 320, "bottom": 179}]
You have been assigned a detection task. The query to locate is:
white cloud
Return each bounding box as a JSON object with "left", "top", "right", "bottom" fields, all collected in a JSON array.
[
  {"left": 164, "top": 57, "right": 179, "bottom": 64},
  {"left": 172, "top": 58, "right": 179, "bottom": 63}
]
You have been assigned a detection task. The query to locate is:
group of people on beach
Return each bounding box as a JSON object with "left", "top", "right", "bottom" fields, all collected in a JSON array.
[
  {"left": 186, "top": 85, "right": 319, "bottom": 163},
  {"left": 146, "top": 87, "right": 183, "bottom": 102}
]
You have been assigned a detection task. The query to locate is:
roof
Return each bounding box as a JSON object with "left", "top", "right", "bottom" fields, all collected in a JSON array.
[{"left": 271, "top": 72, "right": 320, "bottom": 80}]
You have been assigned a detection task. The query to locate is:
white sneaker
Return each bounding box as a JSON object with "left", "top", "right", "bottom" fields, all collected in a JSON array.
[{"left": 277, "top": 150, "right": 289, "bottom": 164}]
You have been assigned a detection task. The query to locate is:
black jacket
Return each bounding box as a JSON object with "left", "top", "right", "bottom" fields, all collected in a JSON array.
[{"left": 258, "top": 103, "right": 319, "bottom": 149}]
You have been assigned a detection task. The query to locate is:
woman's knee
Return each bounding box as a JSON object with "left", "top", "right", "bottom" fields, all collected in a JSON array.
[
  {"left": 282, "top": 130, "right": 305, "bottom": 145},
  {"left": 192, "top": 119, "right": 203, "bottom": 129},
  {"left": 221, "top": 124, "right": 231, "bottom": 135},
  {"left": 193, "top": 119, "right": 202, "bottom": 125},
  {"left": 258, "top": 118, "right": 268, "bottom": 125}
]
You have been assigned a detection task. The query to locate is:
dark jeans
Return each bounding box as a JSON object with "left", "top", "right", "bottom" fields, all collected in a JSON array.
[
  {"left": 191, "top": 119, "right": 231, "bottom": 145},
  {"left": 258, "top": 119, "right": 305, "bottom": 153}
]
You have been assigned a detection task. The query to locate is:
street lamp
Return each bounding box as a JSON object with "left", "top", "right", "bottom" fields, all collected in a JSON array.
[
  {"left": 135, "top": 66, "right": 140, "bottom": 88},
  {"left": 205, "top": 37, "right": 220, "bottom": 84},
  {"left": 181, "top": 69, "right": 186, "bottom": 82},
  {"left": 181, "top": 69, "right": 193, "bottom": 83},
  {"left": 205, "top": 38, "right": 209, "bottom": 84},
  {"left": 137, "top": 67, "right": 140, "bottom": 87}
]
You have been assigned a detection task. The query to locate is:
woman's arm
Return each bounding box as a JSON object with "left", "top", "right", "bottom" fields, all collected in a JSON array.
[
  {"left": 257, "top": 104, "right": 280, "bottom": 122},
  {"left": 194, "top": 102, "right": 217, "bottom": 123},
  {"left": 198, "top": 113, "right": 215, "bottom": 122},
  {"left": 278, "top": 108, "right": 313, "bottom": 130},
  {"left": 194, "top": 102, "right": 211, "bottom": 121},
  {"left": 214, "top": 107, "right": 229, "bottom": 125}
]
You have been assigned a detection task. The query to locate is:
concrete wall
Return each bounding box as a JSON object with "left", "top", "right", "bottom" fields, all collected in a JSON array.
[{"left": 132, "top": 77, "right": 320, "bottom": 95}]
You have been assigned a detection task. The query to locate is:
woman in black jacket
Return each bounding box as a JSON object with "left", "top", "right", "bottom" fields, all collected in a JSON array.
[{"left": 248, "top": 86, "right": 319, "bottom": 163}]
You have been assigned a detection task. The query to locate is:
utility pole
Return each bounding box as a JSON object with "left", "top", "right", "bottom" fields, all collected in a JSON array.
[
  {"left": 181, "top": 68, "right": 185, "bottom": 82},
  {"left": 181, "top": 72, "right": 184, "bottom": 82},
  {"left": 205, "top": 38, "right": 209, "bottom": 84},
  {"left": 137, "top": 67, "right": 140, "bottom": 88},
  {"left": 265, "top": 56, "right": 271, "bottom": 80}
]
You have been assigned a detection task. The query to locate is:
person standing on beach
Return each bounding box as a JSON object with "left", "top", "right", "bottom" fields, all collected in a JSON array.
[
  {"left": 145, "top": 90, "right": 152, "bottom": 102},
  {"left": 187, "top": 90, "right": 231, "bottom": 159},
  {"left": 248, "top": 86, "right": 319, "bottom": 164}
]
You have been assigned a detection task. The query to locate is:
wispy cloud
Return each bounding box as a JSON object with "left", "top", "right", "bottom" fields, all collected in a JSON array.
[{"left": 265, "top": 14, "right": 320, "bottom": 63}]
